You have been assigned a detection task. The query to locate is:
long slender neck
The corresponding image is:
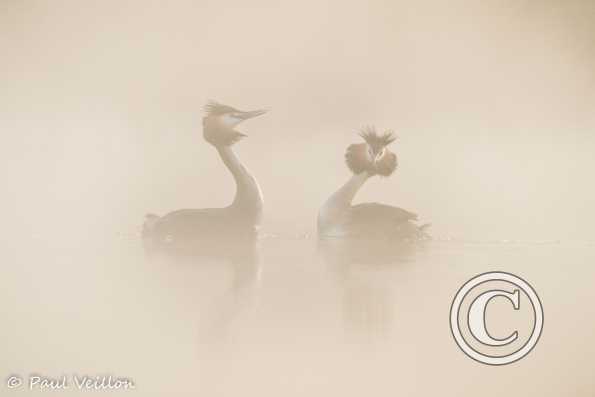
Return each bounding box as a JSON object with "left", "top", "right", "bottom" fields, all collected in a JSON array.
[
  {"left": 326, "top": 172, "right": 370, "bottom": 209},
  {"left": 318, "top": 172, "right": 370, "bottom": 235},
  {"left": 217, "top": 146, "right": 263, "bottom": 213}
]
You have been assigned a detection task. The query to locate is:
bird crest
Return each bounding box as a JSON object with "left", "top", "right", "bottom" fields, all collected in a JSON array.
[
  {"left": 358, "top": 126, "right": 397, "bottom": 149},
  {"left": 203, "top": 101, "right": 241, "bottom": 116}
]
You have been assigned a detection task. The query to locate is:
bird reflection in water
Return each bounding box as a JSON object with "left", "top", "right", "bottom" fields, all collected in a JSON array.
[{"left": 319, "top": 238, "right": 420, "bottom": 340}]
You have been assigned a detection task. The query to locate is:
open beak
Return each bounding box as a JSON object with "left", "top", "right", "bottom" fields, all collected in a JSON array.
[{"left": 237, "top": 108, "right": 268, "bottom": 120}]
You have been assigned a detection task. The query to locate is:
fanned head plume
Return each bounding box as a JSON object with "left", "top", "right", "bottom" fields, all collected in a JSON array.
[
  {"left": 345, "top": 125, "right": 398, "bottom": 176},
  {"left": 358, "top": 126, "right": 397, "bottom": 150},
  {"left": 202, "top": 100, "right": 268, "bottom": 147}
]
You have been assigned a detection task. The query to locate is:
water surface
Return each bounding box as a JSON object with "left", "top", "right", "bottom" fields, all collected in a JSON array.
[{"left": 3, "top": 232, "right": 593, "bottom": 396}]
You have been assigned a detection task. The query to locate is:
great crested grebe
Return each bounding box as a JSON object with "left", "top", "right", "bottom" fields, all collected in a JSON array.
[
  {"left": 143, "top": 101, "right": 268, "bottom": 249},
  {"left": 318, "top": 126, "right": 428, "bottom": 241}
]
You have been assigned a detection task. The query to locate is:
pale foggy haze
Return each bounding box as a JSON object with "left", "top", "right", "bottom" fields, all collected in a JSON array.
[
  {"left": 2, "top": 0, "right": 594, "bottom": 241},
  {"left": 1, "top": 2, "right": 595, "bottom": 397}
]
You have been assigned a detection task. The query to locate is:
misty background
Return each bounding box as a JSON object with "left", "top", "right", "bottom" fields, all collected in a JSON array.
[
  {"left": 2, "top": 3, "right": 595, "bottom": 397},
  {"left": 1, "top": 0, "right": 594, "bottom": 242}
]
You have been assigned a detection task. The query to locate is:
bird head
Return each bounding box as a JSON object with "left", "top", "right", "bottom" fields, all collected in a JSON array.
[
  {"left": 345, "top": 126, "right": 398, "bottom": 176},
  {"left": 202, "top": 101, "right": 268, "bottom": 147}
]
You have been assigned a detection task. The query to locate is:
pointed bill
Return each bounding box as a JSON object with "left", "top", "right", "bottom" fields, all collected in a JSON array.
[{"left": 237, "top": 109, "right": 268, "bottom": 120}]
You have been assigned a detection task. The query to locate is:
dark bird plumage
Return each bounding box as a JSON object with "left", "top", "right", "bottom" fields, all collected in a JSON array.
[{"left": 346, "top": 203, "right": 426, "bottom": 240}]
